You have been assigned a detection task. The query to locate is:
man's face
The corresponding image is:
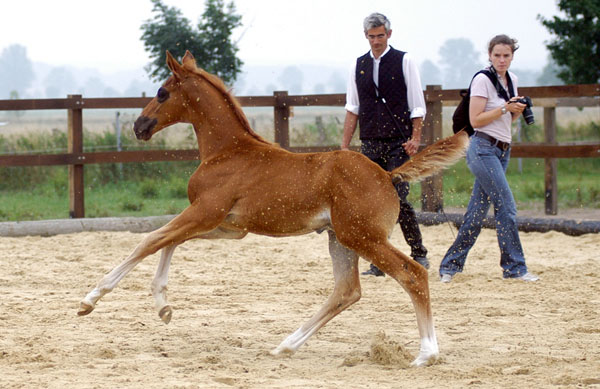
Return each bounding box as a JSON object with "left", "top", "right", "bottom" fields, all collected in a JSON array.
[{"left": 365, "top": 25, "right": 391, "bottom": 56}]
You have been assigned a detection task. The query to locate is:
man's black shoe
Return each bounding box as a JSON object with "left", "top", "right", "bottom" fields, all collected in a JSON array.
[
  {"left": 414, "top": 257, "right": 430, "bottom": 269},
  {"left": 361, "top": 266, "right": 385, "bottom": 277}
]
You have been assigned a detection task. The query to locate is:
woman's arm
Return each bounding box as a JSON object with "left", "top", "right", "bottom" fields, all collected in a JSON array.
[{"left": 469, "top": 96, "right": 526, "bottom": 128}]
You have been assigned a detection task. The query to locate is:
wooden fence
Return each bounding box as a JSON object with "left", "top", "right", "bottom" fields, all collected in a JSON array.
[{"left": 0, "top": 84, "right": 598, "bottom": 219}]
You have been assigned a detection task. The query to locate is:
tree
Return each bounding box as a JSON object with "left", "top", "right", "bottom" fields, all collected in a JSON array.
[
  {"left": 82, "top": 77, "right": 108, "bottom": 97},
  {"left": 8, "top": 90, "right": 24, "bottom": 119},
  {"left": 538, "top": 0, "right": 600, "bottom": 84},
  {"left": 537, "top": 55, "right": 565, "bottom": 86},
  {"left": 277, "top": 66, "right": 304, "bottom": 94},
  {"left": 140, "top": 0, "right": 243, "bottom": 84},
  {"left": 327, "top": 71, "right": 346, "bottom": 93},
  {"left": 44, "top": 67, "right": 77, "bottom": 98},
  {"left": 124, "top": 79, "right": 161, "bottom": 97},
  {"left": 509, "top": 68, "right": 539, "bottom": 87},
  {"left": 438, "top": 38, "right": 482, "bottom": 88},
  {"left": 419, "top": 59, "right": 442, "bottom": 88},
  {"left": 0, "top": 44, "right": 35, "bottom": 99},
  {"left": 196, "top": 0, "right": 244, "bottom": 84}
]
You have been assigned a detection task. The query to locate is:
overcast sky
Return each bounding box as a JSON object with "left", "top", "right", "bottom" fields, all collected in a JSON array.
[{"left": 1, "top": 0, "right": 560, "bottom": 74}]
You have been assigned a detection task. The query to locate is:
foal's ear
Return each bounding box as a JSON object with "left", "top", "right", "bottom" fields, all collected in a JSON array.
[
  {"left": 182, "top": 50, "right": 197, "bottom": 71},
  {"left": 165, "top": 50, "right": 185, "bottom": 80}
]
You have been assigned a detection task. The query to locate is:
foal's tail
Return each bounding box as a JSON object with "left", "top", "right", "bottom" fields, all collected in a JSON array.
[{"left": 390, "top": 130, "right": 469, "bottom": 184}]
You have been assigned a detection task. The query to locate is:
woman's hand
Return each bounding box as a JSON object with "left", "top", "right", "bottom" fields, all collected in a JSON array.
[{"left": 506, "top": 96, "right": 526, "bottom": 114}]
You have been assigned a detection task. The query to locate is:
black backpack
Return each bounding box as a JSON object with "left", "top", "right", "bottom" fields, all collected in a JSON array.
[{"left": 452, "top": 69, "right": 514, "bottom": 136}]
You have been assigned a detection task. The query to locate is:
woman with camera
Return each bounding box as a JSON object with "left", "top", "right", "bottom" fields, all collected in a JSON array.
[{"left": 439, "top": 34, "right": 539, "bottom": 283}]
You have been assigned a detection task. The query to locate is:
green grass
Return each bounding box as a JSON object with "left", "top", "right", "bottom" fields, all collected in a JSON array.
[
  {"left": 1, "top": 158, "right": 598, "bottom": 222},
  {"left": 407, "top": 158, "right": 600, "bottom": 211},
  {"left": 0, "top": 170, "right": 193, "bottom": 221},
  {"left": 1, "top": 122, "right": 598, "bottom": 222}
]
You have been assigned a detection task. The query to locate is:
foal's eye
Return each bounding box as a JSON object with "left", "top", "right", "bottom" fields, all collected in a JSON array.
[{"left": 156, "top": 87, "right": 169, "bottom": 103}]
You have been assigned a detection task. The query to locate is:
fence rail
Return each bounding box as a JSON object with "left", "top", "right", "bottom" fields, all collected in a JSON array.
[{"left": 1, "top": 84, "right": 599, "bottom": 219}]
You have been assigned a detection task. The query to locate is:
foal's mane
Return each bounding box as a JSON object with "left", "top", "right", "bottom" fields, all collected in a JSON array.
[{"left": 191, "top": 68, "right": 272, "bottom": 146}]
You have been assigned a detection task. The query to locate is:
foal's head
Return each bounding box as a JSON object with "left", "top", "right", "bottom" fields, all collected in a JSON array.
[
  {"left": 134, "top": 51, "right": 267, "bottom": 146},
  {"left": 133, "top": 51, "right": 197, "bottom": 140}
]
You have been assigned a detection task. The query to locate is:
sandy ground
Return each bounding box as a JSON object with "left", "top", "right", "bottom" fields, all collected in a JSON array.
[{"left": 0, "top": 224, "right": 599, "bottom": 389}]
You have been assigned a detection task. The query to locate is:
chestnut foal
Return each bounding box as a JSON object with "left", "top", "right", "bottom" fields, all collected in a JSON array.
[{"left": 78, "top": 51, "right": 468, "bottom": 366}]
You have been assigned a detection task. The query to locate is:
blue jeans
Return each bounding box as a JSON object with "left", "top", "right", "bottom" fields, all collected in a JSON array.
[{"left": 439, "top": 135, "right": 528, "bottom": 278}]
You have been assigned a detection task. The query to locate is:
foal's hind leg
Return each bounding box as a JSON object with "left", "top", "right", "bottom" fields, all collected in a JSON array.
[
  {"left": 271, "top": 230, "right": 360, "bottom": 355},
  {"left": 359, "top": 240, "right": 439, "bottom": 366}
]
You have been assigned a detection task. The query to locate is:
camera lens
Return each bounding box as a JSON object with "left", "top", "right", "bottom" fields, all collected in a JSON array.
[
  {"left": 522, "top": 107, "right": 535, "bottom": 125},
  {"left": 520, "top": 96, "right": 534, "bottom": 125}
]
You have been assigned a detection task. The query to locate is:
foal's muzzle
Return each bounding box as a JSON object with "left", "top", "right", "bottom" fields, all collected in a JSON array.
[{"left": 133, "top": 116, "right": 157, "bottom": 140}]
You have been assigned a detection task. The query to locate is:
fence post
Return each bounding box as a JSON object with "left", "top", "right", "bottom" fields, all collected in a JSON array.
[
  {"left": 68, "top": 94, "right": 85, "bottom": 218},
  {"left": 421, "top": 85, "right": 444, "bottom": 212},
  {"left": 544, "top": 106, "right": 558, "bottom": 215},
  {"left": 273, "top": 91, "right": 290, "bottom": 149}
]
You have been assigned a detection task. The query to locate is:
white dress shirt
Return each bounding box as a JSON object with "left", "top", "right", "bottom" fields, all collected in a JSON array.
[{"left": 344, "top": 46, "right": 426, "bottom": 119}]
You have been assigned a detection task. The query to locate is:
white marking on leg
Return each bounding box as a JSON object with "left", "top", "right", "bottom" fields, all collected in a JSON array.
[
  {"left": 411, "top": 316, "right": 439, "bottom": 366},
  {"left": 79, "top": 232, "right": 163, "bottom": 314},
  {"left": 81, "top": 250, "right": 144, "bottom": 309},
  {"left": 151, "top": 245, "right": 177, "bottom": 322}
]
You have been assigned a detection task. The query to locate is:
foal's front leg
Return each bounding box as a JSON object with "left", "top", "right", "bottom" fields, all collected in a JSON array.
[
  {"left": 77, "top": 206, "right": 210, "bottom": 316},
  {"left": 151, "top": 244, "right": 177, "bottom": 324},
  {"left": 151, "top": 227, "right": 246, "bottom": 324},
  {"left": 77, "top": 230, "right": 171, "bottom": 316}
]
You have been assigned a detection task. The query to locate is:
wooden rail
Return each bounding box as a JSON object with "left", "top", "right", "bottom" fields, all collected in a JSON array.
[{"left": 1, "top": 84, "right": 598, "bottom": 218}]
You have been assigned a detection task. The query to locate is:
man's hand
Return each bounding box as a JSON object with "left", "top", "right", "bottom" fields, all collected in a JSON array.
[
  {"left": 404, "top": 116, "right": 423, "bottom": 156},
  {"left": 402, "top": 138, "right": 420, "bottom": 156}
]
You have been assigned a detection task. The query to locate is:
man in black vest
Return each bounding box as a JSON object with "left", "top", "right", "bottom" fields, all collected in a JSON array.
[{"left": 341, "top": 12, "right": 429, "bottom": 276}]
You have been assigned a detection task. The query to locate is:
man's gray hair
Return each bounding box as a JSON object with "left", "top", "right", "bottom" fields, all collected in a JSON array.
[{"left": 363, "top": 13, "right": 391, "bottom": 33}]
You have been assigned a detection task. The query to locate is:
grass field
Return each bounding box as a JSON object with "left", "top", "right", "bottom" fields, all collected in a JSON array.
[
  {"left": 1, "top": 107, "right": 598, "bottom": 222},
  {"left": 1, "top": 157, "right": 598, "bottom": 222}
]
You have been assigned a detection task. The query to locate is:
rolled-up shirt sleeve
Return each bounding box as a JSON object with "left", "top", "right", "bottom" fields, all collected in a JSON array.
[
  {"left": 403, "top": 53, "right": 426, "bottom": 119},
  {"left": 344, "top": 62, "right": 360, "bottom": 115}
]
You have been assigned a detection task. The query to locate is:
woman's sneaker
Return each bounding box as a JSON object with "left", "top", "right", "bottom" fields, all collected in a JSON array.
[
  {"left": 440, "top": 274, "right": 453, "bottom": 283},
  {"left": 514, "top": 272, "right": 539, "bottom": 282}
]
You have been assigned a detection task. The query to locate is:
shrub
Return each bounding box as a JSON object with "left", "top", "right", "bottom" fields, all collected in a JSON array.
[
  {"left": 140, "top": 180, "right": 159, "bottom": 199},
  {"left": 168, "top": 176, "right": 189, "bottom": 199},
  {"left": 122, "top": 201, "right": 144, "bottom": 212}
]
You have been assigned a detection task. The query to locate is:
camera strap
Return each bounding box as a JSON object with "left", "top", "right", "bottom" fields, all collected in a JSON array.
[{"left": 489, "top": 65, "right": 515, "bottom": 101}]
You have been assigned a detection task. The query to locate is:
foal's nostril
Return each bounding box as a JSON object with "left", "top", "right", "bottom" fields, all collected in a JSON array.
[{"left": 133, "top": 116, "right": 157, "bottom": 140}]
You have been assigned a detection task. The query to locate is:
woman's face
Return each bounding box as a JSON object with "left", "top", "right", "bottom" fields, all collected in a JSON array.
[{"left": 489, "top": 44, "right": 513, "bottom": 73}]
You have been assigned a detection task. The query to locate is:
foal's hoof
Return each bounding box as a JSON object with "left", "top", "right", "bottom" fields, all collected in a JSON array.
[
  {"left": 411, "top": 352, "right": 439, "bottom": 367},
  {"left": 77, "top": 302, "right": 95, "bottom": 316},
  {"left": 159, "top": 305, "right": 172, "bottom": 324},
  {"left": 270, "top": 345, "right": 295, "bottom": 357}
]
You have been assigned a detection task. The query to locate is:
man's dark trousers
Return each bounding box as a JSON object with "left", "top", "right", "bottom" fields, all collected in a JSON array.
[{"left": 361, "top": 138, "right": 428, "bottom": 266}]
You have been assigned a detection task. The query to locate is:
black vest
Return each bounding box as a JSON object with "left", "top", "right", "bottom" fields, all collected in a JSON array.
[{"left": 355, "top": 47, "right": 412, "bottom": 140}]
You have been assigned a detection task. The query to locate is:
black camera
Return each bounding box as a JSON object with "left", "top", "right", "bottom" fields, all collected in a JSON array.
[{"left": 514, "top": 96, "right": 534, "bottom": 125}]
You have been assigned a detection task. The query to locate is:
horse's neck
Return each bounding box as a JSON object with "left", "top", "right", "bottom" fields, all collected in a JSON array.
[
  {"left": 192, "top": 115, "right": 259, "bottom": 159},
  {"left": 186, "top": 81, "right": 265, "bottom": 159}
]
